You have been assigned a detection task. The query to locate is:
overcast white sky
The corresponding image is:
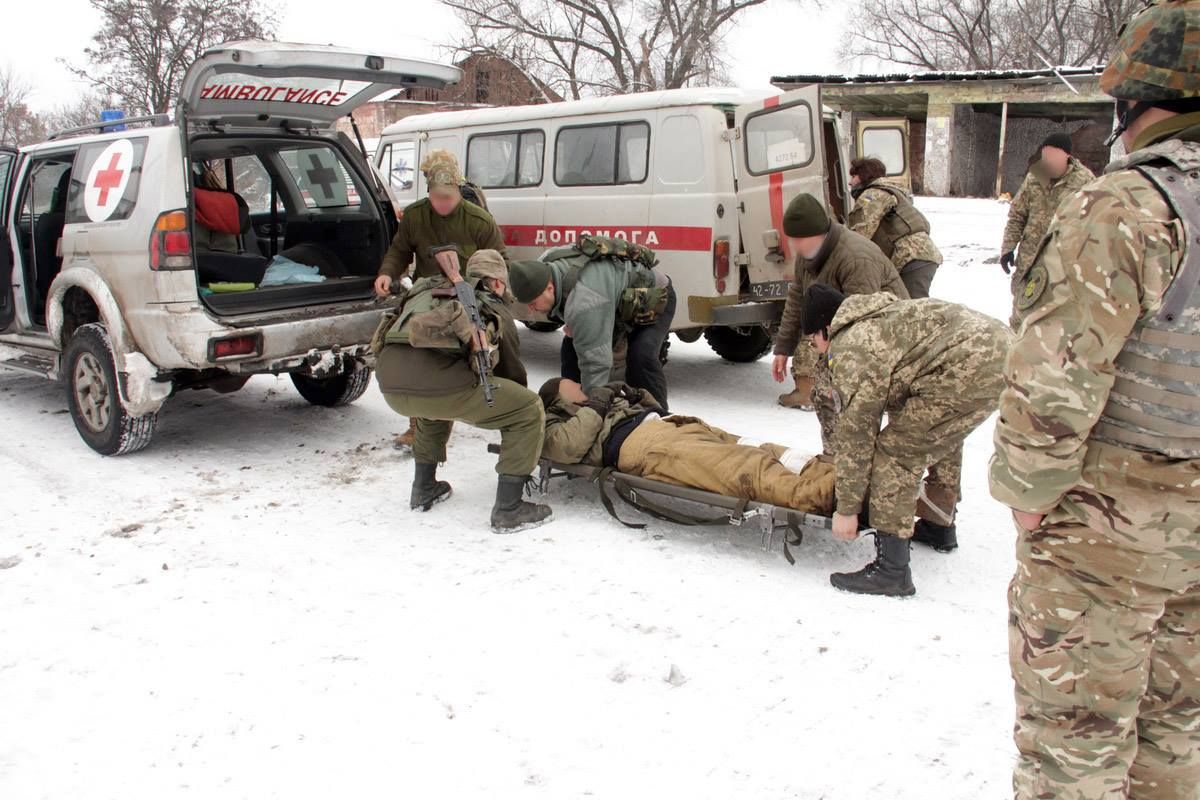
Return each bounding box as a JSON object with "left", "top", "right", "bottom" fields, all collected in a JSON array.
[{"left": 4, "top": 0, "right": 851, "bottom": 113}]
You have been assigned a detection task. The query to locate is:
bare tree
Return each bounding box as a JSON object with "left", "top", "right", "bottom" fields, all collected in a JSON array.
[
  {"left": 444, "top": 0, "right": 768, "bottom": 100},
  {"left": 63, "top": 0, "right": 277, "bottom": 116},
  {"left": 843, "top": 0, "right": 1144, "bottom": 71},
  {"left": 41, "top": 91, "right": 110, "bottom": 136},
  {"left": 0, "top": 66, "right": 46, "bottom": 147}
]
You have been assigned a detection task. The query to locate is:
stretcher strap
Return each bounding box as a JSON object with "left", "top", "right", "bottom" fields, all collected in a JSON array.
[
  {"left": 599, "top": 468, "right": 750, "bottom": 527},
  {"left": 595, "top": 468, "right": 647, "bottom": 529},
  {"left": 782, "top": 513, "right": 804, "bottom": 566}
]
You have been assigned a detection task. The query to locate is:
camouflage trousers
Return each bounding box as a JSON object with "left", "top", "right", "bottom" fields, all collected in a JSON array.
[
  {"left": 1009, "top": 449, "right": 1200, "bottom": 799},
  {"left": 861, "top": 394, "right": 991, "bottom": 537}
]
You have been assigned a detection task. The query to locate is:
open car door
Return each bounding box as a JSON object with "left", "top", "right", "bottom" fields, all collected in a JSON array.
[
  {"left": 732, "top": 85, "right": 828, "bottom": 301},
  {"left": 177, "top": 41, "right": 462, "bottom": 130},
  {"left": 0, "top": 146, "right": 19, "bottom": 331},
  {"left": 857, "top": 118, "right": 911, "bottom": 191}
]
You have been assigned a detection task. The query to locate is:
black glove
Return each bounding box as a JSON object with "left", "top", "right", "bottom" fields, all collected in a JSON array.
[
  {"left": 615, "top": 383, "right": 641, "bottom": 402},
  {"left": 999, "top": 251, "right": 1015, "bottom": 274},
  {"left": 583, "top": 398, "right": 611, "bottom": 416}
]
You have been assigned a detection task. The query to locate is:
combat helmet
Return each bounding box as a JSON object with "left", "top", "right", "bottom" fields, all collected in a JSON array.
[{"left": 1101, "top": 0, "right": 1200, "bottom": 102}]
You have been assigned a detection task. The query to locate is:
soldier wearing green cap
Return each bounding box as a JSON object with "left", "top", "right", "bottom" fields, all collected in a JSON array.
[
  {"left": 375, "top": 249, "right": 552, "bottom": 533},
  {"left": 990, "top": 2, "right": 1200, "bottom": 795},
  {"left": 771, "top": 192, "right": 908, "bottom": 445}
]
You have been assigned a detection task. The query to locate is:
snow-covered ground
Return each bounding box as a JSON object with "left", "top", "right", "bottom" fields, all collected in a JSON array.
[{"left": 1, "top": 198, "right": 1018, "bottom": 799}]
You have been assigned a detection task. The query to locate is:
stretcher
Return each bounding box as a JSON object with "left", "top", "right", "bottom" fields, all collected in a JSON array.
[{"left": 488, "top": 444, "right": 844, "bottom": 563}]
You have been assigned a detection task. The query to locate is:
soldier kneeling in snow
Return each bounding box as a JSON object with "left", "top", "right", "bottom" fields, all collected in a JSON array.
[{"left": 538, "top": 379, "right": 836, "bottom": 515}]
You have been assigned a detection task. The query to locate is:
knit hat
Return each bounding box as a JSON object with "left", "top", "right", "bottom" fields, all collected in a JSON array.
[
  {"left": 782, "top": 193, "right": 831, "bottom": 237},
  {"left": 465, "top": 249, "right": 508, "bottom": 284},
  {"left": 420, "top": 149, "right": 463, "bottom": 188},
  {"left": 538, "top": 377, "right": 565, "bottom": 409},
  {"left": 802, "top": 284, "right": 846, "bottom": 336},
  {"left": 1039, "top": 133, "right": 1073, "bottom": 155},
  {"left": 508, "top": 260, "right": 553, "bottom": 303}
]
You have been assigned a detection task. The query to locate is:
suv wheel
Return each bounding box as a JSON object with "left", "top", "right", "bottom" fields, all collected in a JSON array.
[
  {"left": 64, "top": 323, "right": 158, "bottom": 455},
  {"left": 289, "top": 359, "right": 373, "bottom": 407}
]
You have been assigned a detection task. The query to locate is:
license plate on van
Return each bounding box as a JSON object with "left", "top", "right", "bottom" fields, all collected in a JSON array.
[{"left": 749, "top": 281, "right": 789, "bottom": 299}]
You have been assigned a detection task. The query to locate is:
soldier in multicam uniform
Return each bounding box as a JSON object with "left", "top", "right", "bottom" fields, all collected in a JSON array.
[
  {"left": 847, "top": 157, "right": 944, "bottom": 298},
  {"left": 801, "top": 284, "right": 1011, "bottom": 596},
  {"left": 999, "top": 132, "right": 1094, "bottom": 325},
  {"left": 988, "top": 3, "right": 1200, "bottom": 796},
  {"left": 990, "top": 2, "right": 1200, "bottom": 796}
]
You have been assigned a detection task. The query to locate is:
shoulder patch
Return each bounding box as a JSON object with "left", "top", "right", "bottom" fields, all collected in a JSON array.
[{"left": 1016, "top": 264, "right": 1049, "bottom": 310}]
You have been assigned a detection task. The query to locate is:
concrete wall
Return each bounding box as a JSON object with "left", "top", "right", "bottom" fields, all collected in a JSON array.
[
  {"left": 923, "top": 105, "right": 954, "bottom": 196},
  {"left": 950, "top": 105, "right": 1001, "bottom": 196}
]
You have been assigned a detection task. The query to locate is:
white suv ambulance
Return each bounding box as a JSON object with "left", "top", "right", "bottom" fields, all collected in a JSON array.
[
  {"left": 0, "top": 42, "right": 460, "bottom": 455},
  {"left": 375, "top": 86, "right": 851, "bottom": 362}
]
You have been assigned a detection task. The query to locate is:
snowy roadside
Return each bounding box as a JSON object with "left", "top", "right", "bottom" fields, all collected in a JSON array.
[{"left": 1, "top": 198, "right": 1019, "bottom": 800}]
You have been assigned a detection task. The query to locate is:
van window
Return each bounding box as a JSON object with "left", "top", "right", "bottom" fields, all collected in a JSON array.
[
  {"left": 66, "top": 138, "right": 148, "bottom": 224},
  {"left": 279, "top": 146, "right": 362, "bottom": 210},
  {"left": 379, "top": 140, "right": 416, "bottom": 194},
  {"left": 556, "top": 121, "right": 650, "bottom": 186},
  {"left": 744, "top": 102, "right": 814, "bottom": 175},
  {"left": 861, "top": 127, "right": 906, "bottom": 176},
  {"left": 466, "top": 130, "right": 545, "bottom": 188},
  {"left": 656, "top": 115, "right": 703, "bottom": 185}
]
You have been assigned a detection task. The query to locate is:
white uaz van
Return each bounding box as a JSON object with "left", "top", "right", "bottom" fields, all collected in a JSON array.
[
  {"left": 374, "top": 86, "right": 851, "bottom": 362},
  {"left": 0, "top": 42, "right": 460, "bottom": 455}
]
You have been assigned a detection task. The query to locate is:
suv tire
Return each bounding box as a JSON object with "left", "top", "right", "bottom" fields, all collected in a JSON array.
[
  {"left": 703, "top": 325, "right": 773, "bottom": 363},
  {"left": 290, "top": 359, "right": 373, "bottom": 407},
  {"left": 64, "top": 323, "right": 158, "bottom": 456}
]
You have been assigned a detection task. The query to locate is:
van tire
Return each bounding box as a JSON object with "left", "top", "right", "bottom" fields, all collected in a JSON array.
[
  {"left": 523, "top": 321, "right": 563, "bottom": 333},
  {"left": 290, "top": 360, "right": 373, "bottom": 407},
  {"left": 704, "top": 325, "right": 773, "bottom": 363},
  {"left": 64, "top": 323, "right": 158, "bottom": 456}
]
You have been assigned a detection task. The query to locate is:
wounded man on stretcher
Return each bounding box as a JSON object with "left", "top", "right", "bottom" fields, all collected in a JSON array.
[{"left": 537, "top": 379, "right": 836, "bottom": 515}]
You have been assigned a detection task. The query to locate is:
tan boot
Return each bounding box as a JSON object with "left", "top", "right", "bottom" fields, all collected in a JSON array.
[
  {"left": 778, "top": 376, "right": 816, "bottom": 411},
  {"left": 394, "top": 418, "right": 418, "bottom": 450}
]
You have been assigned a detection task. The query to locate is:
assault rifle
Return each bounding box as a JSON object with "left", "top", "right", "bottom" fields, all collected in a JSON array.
[{"left": 429, "top": 245, "right": 496, "bottom": 407}]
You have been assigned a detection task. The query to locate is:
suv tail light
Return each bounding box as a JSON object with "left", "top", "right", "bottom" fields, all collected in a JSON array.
[
  {"left": 150, "top": 210, "right": 192, "bottom": 270},
  {"left": 713, "top": 237, "right": 731, "bottom": 293},
  {"left": 207, "top": 333, "right": 262, "bottom": 361}
]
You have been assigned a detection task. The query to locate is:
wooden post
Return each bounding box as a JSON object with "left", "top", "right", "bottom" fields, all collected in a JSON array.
[{"left": 995, "top": 101, "right": 1009, "bottom": 198}]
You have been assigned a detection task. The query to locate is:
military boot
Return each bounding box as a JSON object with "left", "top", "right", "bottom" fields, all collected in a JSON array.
[
  {"left": 491, "top": 474, "right": 553, "bottom": 532},
  {"left": 830, "top": 533, "right": 916, "bottom": 597},
  {"left": 410, "top": 462, "right": 452, "bottom": 511},
  {"left": 912, "top": 519, "right": 958, "bottom": 553},
  {"left": 778, "top": 375, "right": 816, "bottom": 411}
]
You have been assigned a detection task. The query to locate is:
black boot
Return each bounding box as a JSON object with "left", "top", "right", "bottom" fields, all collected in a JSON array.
[
  {"left": 490, "top": 474, "right": 553, "bottom": 532},
  {"left": 912, "top": 519, "right": 958, "bottom": 553},
  {"left": 830, "top": 533, "right": 916, "bottom": 597},
  {"left": 410, "top": 462, "right": 452, "bottom": 511}
]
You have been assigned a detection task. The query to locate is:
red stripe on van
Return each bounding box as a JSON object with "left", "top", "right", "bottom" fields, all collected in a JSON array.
[
  {"left": 500, "top": 225, "right": 712, "bottom": 252},
  {"left": 763, "top": 96, "right": 791, "bottom": 260}
]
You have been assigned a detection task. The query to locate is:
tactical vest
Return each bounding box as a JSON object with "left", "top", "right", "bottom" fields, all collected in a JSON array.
[
  {"left": 865, "top": 182, "right": 931, "bottom": 259},
  {"left": 546, "top": 235, "right": 667, "bottom": 327},
  {"left": 383, "top": 276, "right": 498, "bottom": 352},
  {"left": 1092, "top": 154, "right": 1200, "bottom": 459}
]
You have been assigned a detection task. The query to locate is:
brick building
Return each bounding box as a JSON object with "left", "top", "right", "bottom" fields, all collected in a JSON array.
[
  {"left": 772, "top": 67, "right": 1113, "bottom": 197},
  {"left": 340, "top": 53, "right": 561, "bottom": 146}
]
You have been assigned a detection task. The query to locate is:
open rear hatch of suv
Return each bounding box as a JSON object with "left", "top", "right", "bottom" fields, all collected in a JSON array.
[{"left": 176, "top": 41, "right": 461, "bottom": 317}]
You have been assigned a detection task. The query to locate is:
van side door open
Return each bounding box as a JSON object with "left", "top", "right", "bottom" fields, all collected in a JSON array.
[
  {"left": 0, "top": 146, "right": 18, "bottom": 331},
  {"left": 732, "top": 85, "right": 827, "bottom": 300},
  {"left": 857, "top": 118, "right": 911, "bottom": 192}
]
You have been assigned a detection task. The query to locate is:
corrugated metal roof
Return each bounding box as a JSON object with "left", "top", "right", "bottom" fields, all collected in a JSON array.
[{"left": 773, "top": 66, "right": 1105, "bottom": 85}]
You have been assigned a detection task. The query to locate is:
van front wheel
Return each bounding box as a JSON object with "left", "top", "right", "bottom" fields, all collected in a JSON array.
[
  {"left": 703, "top": 325, "right": 773, "bottom": 363},
  {"left": 64, "top": 323, "right": 158, "bottom": 456},
  {"left": 290, "top": 360, "right": 373, "bottom": 407}
]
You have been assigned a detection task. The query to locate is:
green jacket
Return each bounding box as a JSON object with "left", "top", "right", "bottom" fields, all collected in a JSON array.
[
  {"left": 1001, "top": 157, "right": 1095, "bottom": 274},
  {"left": 773, "top": 223, "right": 909, "bottom": 356},
  {"left": 378, "top": 197, "right": 506, "bottom": 280},
  {"left": 542, "top": 382, "right": 661, "bottom": 465},
  {"left": 546, "top": 254, "right": 665, "bottom": 393},
  {"left": 375, "top": 281, "right": 526, "bottom": 396},
  {"left": 827, "top": 292, "right": 1011, "bottom": 516}
]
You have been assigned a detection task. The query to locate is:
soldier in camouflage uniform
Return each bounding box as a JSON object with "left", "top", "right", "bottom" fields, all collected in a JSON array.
[
  {"left": 999, "top": 133, "right": 1094, "bottom": 325},
  {"left": 990, "top": 3, "right": 1200, "bottom": 796},
  {"left": 772, "top": 193, "right": 908, "bottom": 439},
  {"left": 802, "top": 285, "right": 1011, "bottom": 596},
  {"left": 375, "top": 250, "right": 552, "bottom": 532},
  {"left": 847, "top": 157, "right": 944, "bottom": 298}
]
